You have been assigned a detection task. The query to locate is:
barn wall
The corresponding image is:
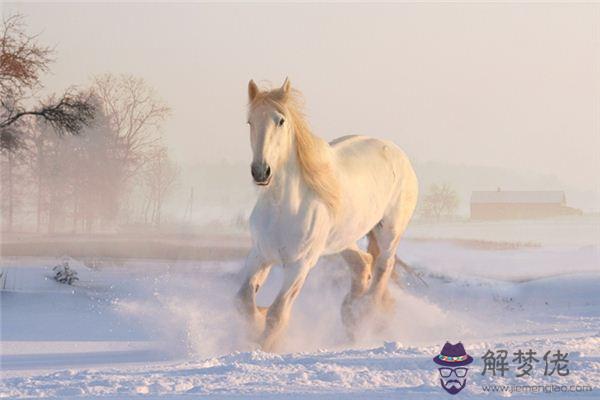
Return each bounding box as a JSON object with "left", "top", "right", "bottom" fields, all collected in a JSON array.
[{"left": 470, "top": 203, "right": 580, "bottom": 220}]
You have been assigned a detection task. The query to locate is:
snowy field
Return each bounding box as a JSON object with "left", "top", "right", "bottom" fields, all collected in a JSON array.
[{"left": 1, "top": 220, "right": 599, "bottom": 398}]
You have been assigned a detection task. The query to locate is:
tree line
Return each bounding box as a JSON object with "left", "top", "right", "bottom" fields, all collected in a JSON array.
[{"left": 0, "top": 14, "right": 178, "bottom": 233}]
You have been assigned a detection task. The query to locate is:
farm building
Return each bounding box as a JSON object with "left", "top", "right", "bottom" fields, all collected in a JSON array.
[{"left": 470, "top": 189, "right": 581, "bottom": 220}]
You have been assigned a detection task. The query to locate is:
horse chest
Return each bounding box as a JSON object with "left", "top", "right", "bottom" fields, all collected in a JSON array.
[{"left": 250, "top": 197, "right": 328, "bottom": 264}]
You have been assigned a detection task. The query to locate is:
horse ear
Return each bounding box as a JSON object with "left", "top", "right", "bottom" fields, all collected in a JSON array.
[
  {"left": 248, "top": 80, "right": 259, "bottom": 101},
  {"left": 272, "top": 77, "right": 291, "bottom": 102},
  {"left": 281, "top": 77, "right": 291, "bottom": 95}
]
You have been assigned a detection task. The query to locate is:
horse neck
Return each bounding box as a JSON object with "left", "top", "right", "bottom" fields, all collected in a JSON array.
[{"left": 263, "top": 140, "right": 308, "bottom": 207}]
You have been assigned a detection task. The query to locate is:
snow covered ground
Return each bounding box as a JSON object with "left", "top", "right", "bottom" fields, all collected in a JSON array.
[{"left": 1, "top": 222, "right": 599, "bottom": 398}]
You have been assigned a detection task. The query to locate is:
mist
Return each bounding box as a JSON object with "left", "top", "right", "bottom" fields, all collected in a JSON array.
[{"left": 3, "top": 2, "right": 598, "bottom": 226}]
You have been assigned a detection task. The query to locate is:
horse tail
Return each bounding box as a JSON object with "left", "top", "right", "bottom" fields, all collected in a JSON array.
[{"left": 393, "top": 255, "right": 428, "bottom": 288}]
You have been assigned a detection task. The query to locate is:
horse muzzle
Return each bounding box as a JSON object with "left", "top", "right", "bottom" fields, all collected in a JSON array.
[{"left": 251, "top": 162, "right": 271, "bottom": 186}]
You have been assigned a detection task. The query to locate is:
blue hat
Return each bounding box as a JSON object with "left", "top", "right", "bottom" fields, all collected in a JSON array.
[{"left": 433, "top": 342, "right": 474, "bottom": 367}]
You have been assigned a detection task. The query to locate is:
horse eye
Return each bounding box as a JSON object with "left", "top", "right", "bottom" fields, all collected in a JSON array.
[{"left": 278, "top": 117, "right": 285, "bottom": 127}]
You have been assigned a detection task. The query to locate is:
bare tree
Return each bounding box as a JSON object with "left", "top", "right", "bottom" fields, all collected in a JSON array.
[
  {"left": 0, "top": 15, "right": 175, "bottom": 233},
  {"left": 0, "top": 119, "right": 33, "bottom": 232},
  {"left": 421, "top": 183, "right": 459, "bottom": 221},
  {"left": 0, "top": 14, "right": 95, "bottom": 150},
  {"left": 27, "top": 95, "right": 122, "bottom": 233},
  {"left": 141, "top": 145, "right": 179, "bottom": 227},
  {"left": 92, "top": 74, "right": 170, "bottom": 179},
  {"left": 28, "top": 122, "right": 50, "bottom": 232}
]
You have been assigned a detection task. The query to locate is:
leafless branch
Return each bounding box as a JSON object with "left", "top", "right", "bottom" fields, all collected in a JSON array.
[
  {"left": 0, "top": 90, "right": 96, "bottom": 151},
  {"left": 0, "top": 14, "right": 53, "bottom": 99}
]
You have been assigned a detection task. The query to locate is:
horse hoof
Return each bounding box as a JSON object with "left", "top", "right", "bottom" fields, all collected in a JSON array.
[
  {"left": 259, "top": 333, "right": 280, "bottom": 353},
  {"left": 241, "top": 308, "right": 267, "bottom": 344},
  {"left": 380, "top": 291, "right": 396, "bottom": 314},
  {"left": 341, "top": 294, "right": 372, "bottom": 336}
]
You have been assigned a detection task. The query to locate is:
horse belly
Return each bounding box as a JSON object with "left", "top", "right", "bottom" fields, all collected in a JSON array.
[
  {"left": 323, "top": 138, "right": 404, "bottom": 253},
  {"left": 323, "top": 188, "right": 388, "bottom": 255}
]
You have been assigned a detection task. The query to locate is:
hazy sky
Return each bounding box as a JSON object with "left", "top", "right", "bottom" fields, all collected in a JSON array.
[{"left": 4, "top": 2, "right": 600, "bottom": 192}]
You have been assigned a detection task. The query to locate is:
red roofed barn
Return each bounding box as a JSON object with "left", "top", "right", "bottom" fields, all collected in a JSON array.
[{"left": 470, "top": 189, "right": 581, "bottom": 220}]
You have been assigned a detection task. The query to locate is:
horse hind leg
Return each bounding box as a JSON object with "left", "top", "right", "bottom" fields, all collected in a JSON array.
[
  {"left": 366, "top": 229, "right": 394, "bottom": 309},
  {"left": 340, "top": 243, "right": 373, "bottom": 338},
  {"left": 368, "top": 172, "right": 418, "bottom": 306},
  {"left": 367, "top": 218, "right": 410, "bottom": 312},
  {"left": 369, "top": 231, "right": 403, "bottom": 288}
]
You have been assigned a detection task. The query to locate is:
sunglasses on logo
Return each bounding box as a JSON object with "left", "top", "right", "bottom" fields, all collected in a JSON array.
[{"left": 438, "top": 367, "right": 468, "bottom": 378}]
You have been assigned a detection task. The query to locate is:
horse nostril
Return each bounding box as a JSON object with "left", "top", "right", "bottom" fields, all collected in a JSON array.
[
  {"left": 251, "top": 164, "right": 260, "bottom": 181},
  {"left": 265, "top": 165, "right": 271, "bottom": 178}
]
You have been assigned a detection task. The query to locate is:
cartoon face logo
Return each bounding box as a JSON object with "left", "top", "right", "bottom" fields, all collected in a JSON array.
[
  {"left": 438, "top": 366, "right": 469, "bottom": 394},
  {"left": 433, "top": 342, "right": 473, "bottom": 395}
]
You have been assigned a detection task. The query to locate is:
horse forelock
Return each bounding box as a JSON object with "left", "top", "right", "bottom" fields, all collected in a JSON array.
[{"left": 249, "top": 87, "right": 340, "bottom": 215}]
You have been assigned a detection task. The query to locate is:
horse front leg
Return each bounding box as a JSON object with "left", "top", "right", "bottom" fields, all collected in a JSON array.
[
  {"left": 236, "top": 247, "right": 272, "bottom": 341},
  {"left": 260, "top": 260, "right": 312, "bottom": 352}
]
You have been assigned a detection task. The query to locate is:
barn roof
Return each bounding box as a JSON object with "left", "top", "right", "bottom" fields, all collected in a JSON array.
[{"left": 471, "top": 191, "right": 566, "bottom": 204}]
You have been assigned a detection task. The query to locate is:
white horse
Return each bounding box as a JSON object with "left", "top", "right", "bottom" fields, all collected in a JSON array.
[{"left": 236, "top": 78, "right": 418, "bottom": 351}]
